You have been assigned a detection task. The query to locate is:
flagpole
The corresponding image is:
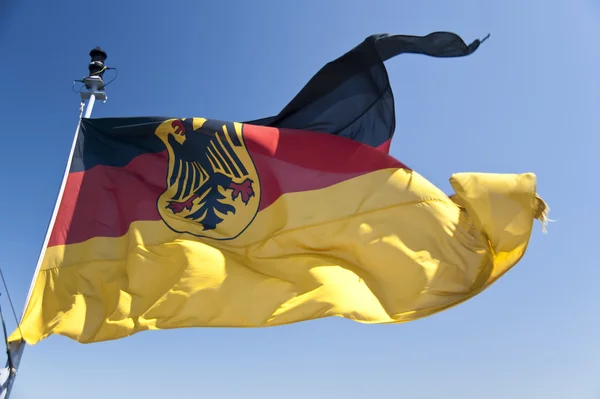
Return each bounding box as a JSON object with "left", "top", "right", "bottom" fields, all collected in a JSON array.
[{"left": 0, "top": 48, "right": 110, "bottom": 399}]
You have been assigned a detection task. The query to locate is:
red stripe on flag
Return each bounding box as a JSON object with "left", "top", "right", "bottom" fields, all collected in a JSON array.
[
  {"left": 48, "top": 152, "right": 167, "bottom": 247},
  {"left": 49, "top": 126, "right": 408, "bottom": 247},
  {"left": 244, "top": 126, "right": 406, "bottom": 210},
  {"left": 375, "top": 139, "right": 391, "bottom": 153}
]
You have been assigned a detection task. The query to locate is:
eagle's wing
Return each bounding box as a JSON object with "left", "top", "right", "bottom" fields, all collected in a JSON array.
[
  {"left": 166, "top": 134, "right": 210, "bottom": 203},
  {"left": 205, "top": 126, "right": 248, "bottom": 180}
]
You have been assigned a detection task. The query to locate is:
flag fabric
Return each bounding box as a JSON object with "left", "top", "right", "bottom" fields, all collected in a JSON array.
[
  {"left": 10, "top": 32, "right": 547, "bottom": 345},
  {"left": 250, "top": 31, "right": 489, "bottom": 151}
]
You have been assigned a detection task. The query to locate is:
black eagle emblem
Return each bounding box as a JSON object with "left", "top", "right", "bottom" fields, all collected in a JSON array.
[{"left": 163, "top": 118, "right": 255, "bottom": 231}]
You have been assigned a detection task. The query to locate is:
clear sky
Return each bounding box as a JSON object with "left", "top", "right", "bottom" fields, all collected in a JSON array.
[{"left": 1, "top": 0, "right": 599, "bottom": 398}]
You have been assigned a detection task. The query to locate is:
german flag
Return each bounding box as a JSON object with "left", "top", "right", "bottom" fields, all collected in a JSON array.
[{"left": 11, "top": 32, "right": 547, "bottom": 345}]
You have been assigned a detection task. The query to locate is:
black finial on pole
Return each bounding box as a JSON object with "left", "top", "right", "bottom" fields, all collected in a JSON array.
[
  {"left": 84, "top": 47, "right": 108, "bottom": 91},
  {"left": 88, "top": 47, "right": 108, "bottom": 79}
]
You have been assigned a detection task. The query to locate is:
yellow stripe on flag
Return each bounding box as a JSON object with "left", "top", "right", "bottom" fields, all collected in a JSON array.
[{"left": 12, "top": 169, "right": 546, "bottom": 344}]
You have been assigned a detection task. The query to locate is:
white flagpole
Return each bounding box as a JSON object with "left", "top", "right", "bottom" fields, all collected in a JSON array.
[{"left": 1, "top": 47, "right": 110, "bottom": 399}]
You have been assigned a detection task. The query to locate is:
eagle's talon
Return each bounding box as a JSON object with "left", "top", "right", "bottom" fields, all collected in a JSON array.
[
  {"left": 228, "top": 178, "right": 254, "bottom": 204},
  {"left": 166, "top": 195, "right": 197, "bottom": 214}
]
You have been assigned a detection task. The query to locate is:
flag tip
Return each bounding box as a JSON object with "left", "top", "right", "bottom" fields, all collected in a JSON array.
[{"left": 533, "top": 194, "right": 551, "bottom": 233}]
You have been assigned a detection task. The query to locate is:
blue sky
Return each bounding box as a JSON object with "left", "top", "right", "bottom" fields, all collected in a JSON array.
[{"left": 1, "top": 0, "right": 599, "bottom": 397}]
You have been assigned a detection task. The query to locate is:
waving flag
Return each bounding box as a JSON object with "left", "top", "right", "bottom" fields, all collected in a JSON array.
[{"left": 10, "top": 32, "right": 547, "bottom": 345}]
